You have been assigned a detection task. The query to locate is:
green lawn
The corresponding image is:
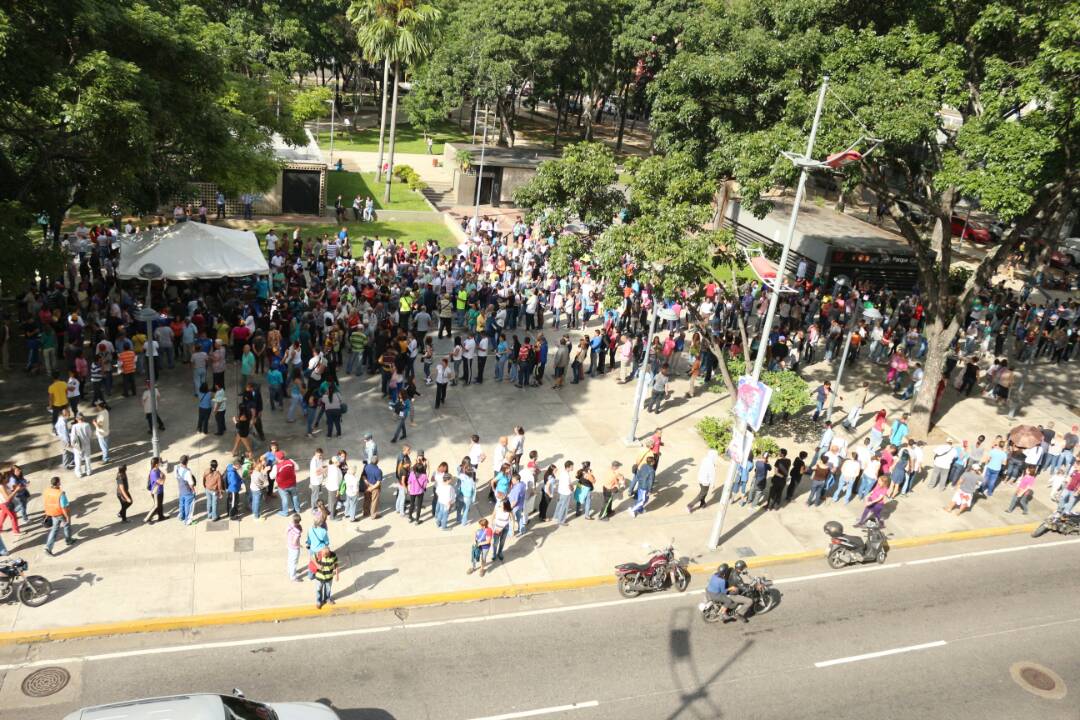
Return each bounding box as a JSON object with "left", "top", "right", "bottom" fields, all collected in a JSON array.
[
  {"left": 253, "top": 220, "right": 458, "bottom": 252},
  {"left": 325, "top": 170, "right": 431, "bottom": 211},
  {"left": 313, "top": 118, "right": 470, "bottom": 155}
]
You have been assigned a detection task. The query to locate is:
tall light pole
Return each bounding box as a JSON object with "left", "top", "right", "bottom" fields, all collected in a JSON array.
[
  {"left": 137, "top": 263, "right": 164, "bottom": 461},
  {"left": 827, "top": 304, "right": 882, "bottom": 420},
  {"left": 625, "top": 301, "right": 677, "bottom": 445},
  {"left": 327, "top": 97, "right": 337, "bottom": 165},
  {"left": 376, "top": 58, "right": 390, "bottom": 181},
  {"left": 707, "top": 76, "right": 830, "bottom": 550},
  {"left": 472, "top": 102, "right": 490, "bottom": 229}
]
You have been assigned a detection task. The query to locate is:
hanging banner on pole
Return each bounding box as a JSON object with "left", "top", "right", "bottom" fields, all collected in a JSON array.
[
  {"left": 726, "top": 429, "right": 752, "bottom": 465},
  {"left": 733, "top": 376, "right": 772, "bottom": 432}
]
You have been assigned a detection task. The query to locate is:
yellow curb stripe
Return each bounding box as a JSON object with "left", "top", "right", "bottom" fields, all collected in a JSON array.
[{"left": 0, "top": 520, "right": 1043, "bottom": 647}]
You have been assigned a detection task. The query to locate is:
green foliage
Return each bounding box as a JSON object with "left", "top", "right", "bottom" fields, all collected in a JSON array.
[
  {"left": 713, "top": 356, "right": 811, "bottom": 416},
  {"left": 512, "top": 142, "right": 623, "bottom": 236},
  {"left": 696, "top": 417, "right": 781, "bottom": 455},
  {"left": 0, "top": 203, "right": 63, "bottom": 296},
  {"left": 292, "top": 87, "right": 334, "bottom": 123},
  {"left": 392, "top": 165, "right": 428, "bottom": 191},
  {"left": 348, "top": 0, "right": 443, "bottom": 65},
  {"left": 0, "top": 0, "right": 309, "bottom": 245},
  {"left": 591, "top": 152, "right": 732, "bottom": 301},
  {"left": 325, "top": 171, "right": 429, "bottom": 210}
]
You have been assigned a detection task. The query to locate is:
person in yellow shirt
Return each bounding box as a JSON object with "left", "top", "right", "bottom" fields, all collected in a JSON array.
[{"left": 47, "top": 372, "right": 68, "bottom": 425}]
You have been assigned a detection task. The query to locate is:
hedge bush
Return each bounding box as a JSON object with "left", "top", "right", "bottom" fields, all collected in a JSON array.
[
  {"left": 696, "top": 417, "right": 782, "bottom": 457},
  {"left": 392, "top": 165, "right": 428, "bottom": 191},
  {"left": 714, "top": 355, "right": 810, "bottom": 416}
]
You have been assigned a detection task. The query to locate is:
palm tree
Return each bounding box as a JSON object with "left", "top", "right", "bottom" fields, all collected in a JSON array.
[{"left": 348, "top": 0, "right": 442, "bottom": 202}]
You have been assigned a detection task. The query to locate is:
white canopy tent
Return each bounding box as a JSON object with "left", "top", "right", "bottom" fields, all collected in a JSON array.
[{"left": 117, "top": 222, "right": 268, "bottom": 280}]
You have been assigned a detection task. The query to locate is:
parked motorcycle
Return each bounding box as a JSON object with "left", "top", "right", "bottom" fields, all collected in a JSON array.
[
  {"left": 699, "top": 575, "right": 777, "bottom": 623},
  {"left": 615, "top": 543, "right": 690, "bottom": 598},
  {"left": 0, "top": 558, "right": 52, "bottom": 607},
  {"left": 1031, "top": 511, "right": 1080, "bottom": 538},
  {"left": 824, "top": 519, "right": 888, "bottom": 568}
]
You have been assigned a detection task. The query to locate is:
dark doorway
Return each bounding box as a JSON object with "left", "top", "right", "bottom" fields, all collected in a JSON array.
[
  {"left": 282, "top": 170, "right": 321, "bottom": 215},
  {"left": 478, "top": 176, "right": 495, "bottom": 206}
]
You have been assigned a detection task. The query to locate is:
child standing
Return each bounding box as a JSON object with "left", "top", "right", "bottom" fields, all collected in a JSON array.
[{"left": 468, "top": 518, "right": 494, "bottom": 576}]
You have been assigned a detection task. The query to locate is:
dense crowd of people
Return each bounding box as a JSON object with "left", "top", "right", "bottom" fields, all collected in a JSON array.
[{"left": 2, "top": 207, "right": 1078, "bottom": 604}]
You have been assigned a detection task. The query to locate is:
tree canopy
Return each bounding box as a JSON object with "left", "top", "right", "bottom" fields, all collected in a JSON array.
[{"left": 647, "top": 0, "right": 1079, "bottom": 433}]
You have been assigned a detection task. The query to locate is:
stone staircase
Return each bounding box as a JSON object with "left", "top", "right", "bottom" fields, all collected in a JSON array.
[{"left": 421, "top": 180, "right": 455, "bottom": 211}]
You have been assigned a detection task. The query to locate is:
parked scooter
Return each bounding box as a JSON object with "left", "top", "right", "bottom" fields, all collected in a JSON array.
[{"left": 824, "top": 519, "right": 888, "bottom": 568}]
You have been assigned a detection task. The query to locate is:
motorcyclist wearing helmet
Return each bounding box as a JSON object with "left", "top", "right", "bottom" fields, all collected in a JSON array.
[{"left": 705, "top": 563, "right": 752, "bottom": 622}]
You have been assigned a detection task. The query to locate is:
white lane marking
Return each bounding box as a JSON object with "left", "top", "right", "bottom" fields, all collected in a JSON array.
[
  {"left": 0, "top": 626, "right": 396, "bottom": 671},
  {"left": 905, "top": 537, "right": 1080, "bottom": 565},
  {"left": 0, "top": 536, "right": 1073, "bottom": 671},
  {"left": 464, "top": 700, "right": 599, "bottom": 720},
  {"left": 814, "top": 640, "right": 947, "bottom": 668},
  {"left": 954, "top": 616, "right": 1080, "bottom": 644},
  {"left": 773, "top": 564, "right": 903, "bottom": 584}
]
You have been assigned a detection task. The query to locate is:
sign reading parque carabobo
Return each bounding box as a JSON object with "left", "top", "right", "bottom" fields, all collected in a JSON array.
[{"left": 830, "top": 250, "right": 918, "bottom": 266}]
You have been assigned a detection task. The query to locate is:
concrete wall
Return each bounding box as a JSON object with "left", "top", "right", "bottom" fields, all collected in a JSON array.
[{"left": 499, "top": 167, "right": 533, "bottom": 203}]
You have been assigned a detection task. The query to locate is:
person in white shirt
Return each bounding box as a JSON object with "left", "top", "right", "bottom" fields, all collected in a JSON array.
[
  {"left": 93, "top": 402, "right": 111, "bottom": 463},
  {"left": 928, "top": 443, "right": 957, "bottom": 489},
  {"left": 833, "top": 452, "right": 862, "bottom": 503},
  {"left": 309, "top": 449, "right": 326, "bottom": 509},
  {"left": 343, "top": 465, "right": 362, "bottom": 520},
  {"left": 434, "top": 358, "right": 452, "bottom": 408},
  {"left": 70, "top": 414, "right": 94, "bottom": 477},
  {"left": 476, "top": 336, "right": 490, "bottom": 383},
  {"left": 462, "top": 334, "right": 477, "bottom": 385},
  {"left": 492, "top": 437, "right": 509, "bottom": 482},
  {"left": 554, "top": 461, "right": 575, "bottom": 525},
  {"left": 55, "top": 410, "right": 74, "bottom": 469},
  {"left": 325, "top": 457, "right": 343, "bottom": 521}
]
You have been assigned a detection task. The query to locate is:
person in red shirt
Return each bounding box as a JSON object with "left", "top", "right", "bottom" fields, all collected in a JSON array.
[
  {"left": 1058, "top": 470, "right": 1080, "bottom": 514},
  {"left": 274, "top": 450, "right": 301, "bottom": 515}
]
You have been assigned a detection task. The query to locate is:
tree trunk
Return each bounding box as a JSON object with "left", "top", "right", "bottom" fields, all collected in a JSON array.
[
  {"left": 375, "top": 58, "right": 390, "bottom": 182},
  {"left": 383, "top": 61, "right": 401, "bottom": 204},
  {"left": 581, "top": 93, "right": 595, "bottom": 141},
  {"left": 553, "top": 90, "right": 564, "bottom": 149},
  {"left": 909, "top": 313, "right": 959, "bottom": 436},
  {"left": 615, "top": 84, "right": 629, "bottom": 151}
]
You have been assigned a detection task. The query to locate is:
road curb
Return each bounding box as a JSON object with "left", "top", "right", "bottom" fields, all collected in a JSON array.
[{"left": 0, "top": 520, "right": 1041, "bottom": 646}]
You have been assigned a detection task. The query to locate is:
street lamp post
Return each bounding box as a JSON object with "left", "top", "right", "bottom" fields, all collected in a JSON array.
[
  {"left": 472, "top": 103, "right": 490, "bottom": 229},
  {"left": 707, "top": 76, "right": 830, "bottom": 550},
  {"left": 625, "top": 303, "right": 678, "bottom": 445},
  {"left": 827, "top": 305, "right": 883, "bottom": 420},
  {"left": 137, "top": 263, "right": 164, "bottom": 461},
  {"left": 327, "top": 97, "right": 337, "bottom": 165}
]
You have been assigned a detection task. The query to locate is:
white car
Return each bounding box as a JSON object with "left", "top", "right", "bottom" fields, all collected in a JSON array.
[{"left": 63, "top": 692, "right": 341, "bottom": 720}]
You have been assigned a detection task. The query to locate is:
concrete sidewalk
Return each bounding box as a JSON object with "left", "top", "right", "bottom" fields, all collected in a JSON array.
[{"left": 0, "top": 331, "right": 1074, "bottom": 635}]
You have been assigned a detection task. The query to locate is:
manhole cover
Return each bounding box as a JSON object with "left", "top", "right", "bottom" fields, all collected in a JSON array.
[
  {"left": 1011, "top": 662, "right": 1067, "bottom": 700},
  {"left": 22, "top": 667, "right": 70, "bottom": 698},
  {"left": 206, "top": 520, "right": 230, "bottom": 532},
  {"left": 735, "top": 546, "right": 757, "bottom": 558},
  {"left": 234, "top": 537, "right": 254, "bottom": 552}
]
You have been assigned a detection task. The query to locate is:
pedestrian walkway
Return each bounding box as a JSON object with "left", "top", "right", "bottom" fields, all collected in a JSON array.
[{"left": 0, "top": 339, "right": 1071, "bottom": 634}]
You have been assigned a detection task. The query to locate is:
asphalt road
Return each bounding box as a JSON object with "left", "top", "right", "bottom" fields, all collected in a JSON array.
[{"left": 3, "top": 534, "right": 1078, "bottom": 720}]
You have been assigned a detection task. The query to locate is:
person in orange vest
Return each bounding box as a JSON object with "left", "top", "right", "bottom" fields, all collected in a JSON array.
[
  {"left": 43, "top": 476, "right": 76, "bottom": 556},
  {"left": 117, "top": 346, "right": 137, "bottom": 397}
]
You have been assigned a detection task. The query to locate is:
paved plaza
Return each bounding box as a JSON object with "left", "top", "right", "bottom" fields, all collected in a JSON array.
[{"left": 0, "top": 325, "right": 1075, "bottom": 634}]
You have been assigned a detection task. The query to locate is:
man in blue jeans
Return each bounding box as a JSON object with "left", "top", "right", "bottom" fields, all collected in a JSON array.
[
  {"left": 983, "top": 440, "right": 1009, "bottom": 496},
  {"left": 175, "top": 455, "right": 196, "bottom": 524},
  {"left": 43, "top": 477, "right": 76, "bottom": 556}
]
